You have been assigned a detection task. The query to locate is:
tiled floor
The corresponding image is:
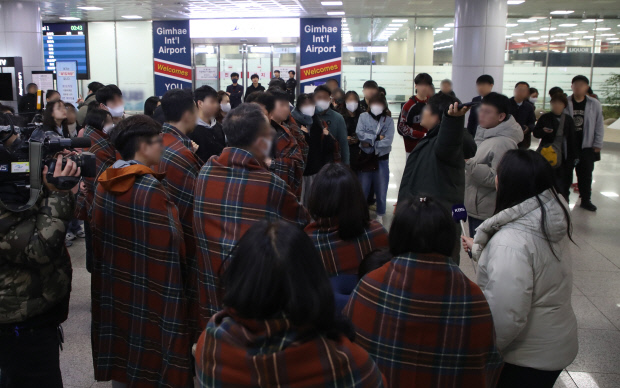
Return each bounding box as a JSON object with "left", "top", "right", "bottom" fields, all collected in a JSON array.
[{"left": 61, "top": 135, "right": 620, "bottom": 387}]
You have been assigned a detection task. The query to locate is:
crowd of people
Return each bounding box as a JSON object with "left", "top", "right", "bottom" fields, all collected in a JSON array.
[{"left": 0, "top": 69, "right": 606, "bottom": 388}]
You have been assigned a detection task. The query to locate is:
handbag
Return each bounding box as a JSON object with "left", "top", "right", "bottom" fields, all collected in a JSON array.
[
  {"left": 357, "top": 117, "right": 384, "bottom": 172},
  {"left": 538, "top": 114, "right": 565, "bottom": 168}
]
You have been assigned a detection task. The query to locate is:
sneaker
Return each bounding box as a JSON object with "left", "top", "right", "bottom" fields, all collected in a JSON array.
[
  {"left": 76, "top": 229, "right": 86, "bottom": 238},
  {"left": 65, "top": 239, "right": 73, "bottom": 247},
  {"left": 65, "top": 232, "right": 76, "bottom": 242},
  {"left": 580, "top": 200, "right": 597, "bottom": 212},
  {"left": 376, "top": 215, "right": 385, "bottom": 225}
]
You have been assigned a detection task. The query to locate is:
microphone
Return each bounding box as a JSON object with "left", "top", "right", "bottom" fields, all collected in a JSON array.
[{"left": 452, "top": 204, "right": 475, "bottom": 270}]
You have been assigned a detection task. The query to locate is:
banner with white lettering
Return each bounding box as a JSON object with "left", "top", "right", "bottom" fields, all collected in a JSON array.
[
  {"left": 55, "top": 61, "right": 78, "bottom": 106},
  {"left": 153, "top": 20, "right": 192, "bottom": 97},
  {"left": 299, "top": 18, "right": 342, "bottom": 90}
]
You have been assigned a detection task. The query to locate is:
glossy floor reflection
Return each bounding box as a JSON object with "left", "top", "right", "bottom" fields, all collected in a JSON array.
[{"left": 62, "top": 137, "right": 620, "bottom": 388}]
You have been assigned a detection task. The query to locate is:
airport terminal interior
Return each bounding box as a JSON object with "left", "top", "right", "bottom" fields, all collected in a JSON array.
[{"left": 1, "top": 0, "right": 620, "bottom": 387}]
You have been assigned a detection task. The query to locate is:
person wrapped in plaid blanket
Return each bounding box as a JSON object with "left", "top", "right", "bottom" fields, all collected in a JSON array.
[
  {"left": 345, "top": 197, "right": 503, "bottom": 387},
  {"left": 195, "top": 220, "right": 386, "bottom": 388}
]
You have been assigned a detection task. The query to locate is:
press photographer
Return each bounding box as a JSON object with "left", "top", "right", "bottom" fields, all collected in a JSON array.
[{"left": 0, "top": 113, "right": 90, "bottom": 388}]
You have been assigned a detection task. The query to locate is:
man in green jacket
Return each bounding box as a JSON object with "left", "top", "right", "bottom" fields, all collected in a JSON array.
[
  {"left": 398, "top": 94, "right": 470, "bottom": 263},
  {"left": 313, "top": 85, "right": 349, "bottom": 165}
]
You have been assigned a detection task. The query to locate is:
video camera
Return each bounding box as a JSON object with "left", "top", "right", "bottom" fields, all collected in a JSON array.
[{"left": 0, "top": 113, "right": 95, "bottom": 211}]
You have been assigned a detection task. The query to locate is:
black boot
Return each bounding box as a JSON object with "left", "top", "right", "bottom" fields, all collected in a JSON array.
[{"left": 580, "top": 200, "right": 597, "bottom": 212}]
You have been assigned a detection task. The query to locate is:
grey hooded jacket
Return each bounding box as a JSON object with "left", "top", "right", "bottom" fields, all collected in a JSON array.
[
  {"left": 465, "top": 115, "right": 523, "bottom": 220},
  {"left": 473, "top": 190, "right": 578, "bottom": 371},
  {"left": 564, "top": 94, "right": 605, "bottom": 150}
]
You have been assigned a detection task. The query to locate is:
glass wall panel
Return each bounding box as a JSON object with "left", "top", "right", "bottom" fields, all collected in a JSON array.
[
  {"left": 81, "top": 22, "right": 117, "bottom": 93},
  {"left": 115, "top": 21, "right": 154, "bottom": 113},
  {"left": 341, "top": 18, "right": 372, "bottom": 94},
  {"left": 194, "top": 45, "right": 218, "bottom": 90},
  {"left": 592, "top": 19, "right": 620, "bottom": 120},
  {"left": 419, "top": 17, "right": 455, "bottom": 98}
]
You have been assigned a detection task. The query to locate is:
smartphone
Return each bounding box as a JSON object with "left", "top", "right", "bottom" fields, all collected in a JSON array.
[{"left": 459, "top": 101, "right": 480, "bottom": 108}]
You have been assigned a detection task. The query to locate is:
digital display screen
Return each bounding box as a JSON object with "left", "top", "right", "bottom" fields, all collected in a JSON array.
[{"left": 42, "top": 22, "right": 90, "bottom": 79}]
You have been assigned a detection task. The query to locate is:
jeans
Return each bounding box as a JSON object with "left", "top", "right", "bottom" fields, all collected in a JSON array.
[
  {"left": 359, "top": 158, "right": 390, "bottom": 216},
  {"left": 497, "top": 363, "right": 562, "bottom": 388},
  {"left": 0, "top": 326, "right": 63, "bottom": 388},
  {"left": 67, "top": 218, "right": 82, "bottom": 234},
  {"left": 468, "top": 216, "right": 484, "bottom": 238},
  {"left": 572, "top": 148, "right": 596, "bottom": 202}
]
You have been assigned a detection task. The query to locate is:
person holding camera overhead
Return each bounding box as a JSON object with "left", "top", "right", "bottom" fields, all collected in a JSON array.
[{"left": 0, "top": 114, "right": 82, "bottom": 387}]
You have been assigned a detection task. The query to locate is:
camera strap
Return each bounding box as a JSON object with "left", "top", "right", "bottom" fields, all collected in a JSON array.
[{"left": 0, "top": 142, "right": 43, "bottom": 212}]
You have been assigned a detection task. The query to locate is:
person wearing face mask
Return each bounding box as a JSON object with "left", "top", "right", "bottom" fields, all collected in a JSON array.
[
  {"left": 528, "top": 87, "right": 539, "bottom": 106},
  {"left": 291, "top": 94, "right": 338, "bottom": 207},
  {"left": 226, "top": 72, "right": 244, "bottom": 109},
  {"left": 96, "top": 84, "right": 125, "bottom": 124},
  {"left": 216, "top": 90, "right": 232, "bottom": 123},
  {"left": 398, "top": 73, "right": 433, "bottom": 158},
  {"left": 75, "top": 108, "right": 117, "bottom": 273},
  {"left": 331, "top": 88, "right": 345, "bottom": 112},
  {"left": 338, "top": 91, "right": 363, "bottom": 171},
  {"left": 313, "top": 85, "right": 349, "bottom": 164},
  {"left": 356, "top": 94, "right": 395, "bottom": 225},
  {"left": 193, "top": 103, "right": 310, "bottom": 324}
]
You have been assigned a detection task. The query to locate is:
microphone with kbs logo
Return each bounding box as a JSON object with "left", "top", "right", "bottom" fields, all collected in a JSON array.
[{"left": 452, "top": 204, "right": 475, "bottom": 268}]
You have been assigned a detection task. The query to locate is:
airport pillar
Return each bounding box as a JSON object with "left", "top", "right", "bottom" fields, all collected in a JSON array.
[
  {"left": 452, "top": 0, "right": 507, "bottom": 103},
  {"left": 0, "top": 1, "right": 44, "bottom": 85}
]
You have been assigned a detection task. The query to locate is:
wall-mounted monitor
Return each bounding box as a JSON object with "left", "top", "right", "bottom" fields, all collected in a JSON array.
[
  {"left": 0, "top": 73, "right": 14, "bottom": 100},
  {"left": 42, "top": 22, "right": 90, "bottom": 79}
]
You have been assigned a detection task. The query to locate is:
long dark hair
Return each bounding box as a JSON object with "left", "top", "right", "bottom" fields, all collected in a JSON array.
[
  {"left": 308, "top": 163, "right": 370, "bottom": 240},
  {"left": 495, "top": 149, "right": 573, "bottom": 258},
  {"left": 220, "top": 221, "right": 353, "bottom": 340},
  {"left": 367, "top": 93, "right": 390, "bottom": 117},
  {"left": 338, "top": 90, "right": 362, "bottom": 117},
  {"left": 143, "top": 96, "right": 160, "bottom": 117},
  {"left": 43, "top": 100, "right": 69, "bottom": 137},
  {"left": 84, "top": 108, "right": 112, "bottom": 131}
]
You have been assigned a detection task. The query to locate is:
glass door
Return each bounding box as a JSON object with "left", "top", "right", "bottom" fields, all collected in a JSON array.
[
  {"left": 219, "top": 44, "right": 245, "bottom": 92},
  {"left": 273, "top": 43, "right": 299, "bottom": 95},
  {"left": 246, "top": 45, "right": 272, "bottom": 88},
  {"left": 194, "top": 44, "right": 218, "bottom": 89}
]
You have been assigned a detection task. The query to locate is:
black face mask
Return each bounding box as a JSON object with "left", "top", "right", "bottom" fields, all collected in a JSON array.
[{"left": 232, "top": 78, "right": 238, "bottom": 84}]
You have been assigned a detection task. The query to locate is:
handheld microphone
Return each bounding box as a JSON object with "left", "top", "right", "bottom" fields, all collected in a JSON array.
[{"left": 452, "top": 204, "right": 475, "bottom": 270}]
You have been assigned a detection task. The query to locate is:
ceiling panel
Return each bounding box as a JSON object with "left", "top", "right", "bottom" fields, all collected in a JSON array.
[{"left": 2, "top": 0, "right": 618, "bottom": 22}]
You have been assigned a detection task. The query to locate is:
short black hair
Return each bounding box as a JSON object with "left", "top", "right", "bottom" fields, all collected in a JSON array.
[
  {"left": 274, "top": 70, "right": 280, "bottom": 73},
  {"left": 481, "top": 92, "right": 510, "bottom": 117},
  {"left": 26, "top": 83, "right": 37, "bottom": 91},
  {"left": 250, "top": 73, "right": 259, "bottom": 80},
  {"left": 550, "top": 93, "right": 569, "bottom": 108},
  {"left": 414, "top": 73, "right": 433, "bottom": 86},
  {"left": 251, "top": 92, "right": 276, "bottom": 113},
  {"left": 390, "top": 197, "right": 456, "bottom": 257},
  {"left": 222, "top": 103, "right": 269, "bottom": 148},
  {"left": 267, "top": 89, "right": 290, "bottom": 110},
  {"left": 143, "top": 96, "right": 160, "bottom": 117},
  {"left": 194, "top": 85, "right": 218, "bottom": 103},
  {"left": 314, "top": 84, "right": 332, "bottom": 96},
  {"left": 96, "top": 84, "right": 123, "bottom": 106},
  {"left": 86, "top": 99, "right": 100, "bottom": 114},
  {"left": 84, "top": 108, "right": 112, "bottom": 131},
  {"left": 308, "top": 163, "right": 370, "bottom": 240},
  {"left": 549, "top": 86, "right": 564, "bottom": 97},
  {"left": 295, "top": 93, "right": 314, "bottom": 110},
  {"left": 110, "top": 114, "right": 162, "bottom": 160},
  {"left": 363, "top": 80, "right": 378, "bottom": 89},
  {"left": 0, "top": 105, "right": 15, "bottom": 114},
  {"left": 244, "top": 91, "right": 262, "bottom": 104},
  {"left": 515, "top": 81, "right": 530, "bottom": 89},
  {"left": 288, "top": 70, "right": 295, "bottom": 75},
  {"left": 231, "top": 72, "right": 239, "bottom": 78},
  {"left": 367, "top": 94, "right": 389, "bottom": 116},
  {"left": 358, "top": 249, "right": 392, "bottom": 280},
  {"left": 88, "top": 81, "right": 104, "bottom": 94},
  {"left": 221, "top": 220, "right": 352, "bottom": 340},
  {"left": 476, "top": 74, "right": 495, "bottom": 85},
  {"left": 529, "top": 87, "right": 538, "bottom": 95},
  {"left": 161, "top": 89, "right": 195, "bottom": 123},
  {"left": 326, "top": 78, "right": 339, "bottom": 86},
  {"left": 268, "top": 78, "right": 287, "bottom": 91},
  {"left": 426, "top": 93, "right": 458, "bottom": 118},
  {"left": 572, "top": 75, "right": 589, "bottom": 85},
  {"left": 46, "top": 90, "right": 60, "bottom": 100}
]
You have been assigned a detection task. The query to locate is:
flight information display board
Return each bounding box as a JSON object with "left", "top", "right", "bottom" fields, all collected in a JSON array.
[{"left": 42, "top": 22, "right": 90, "bottom": 79}]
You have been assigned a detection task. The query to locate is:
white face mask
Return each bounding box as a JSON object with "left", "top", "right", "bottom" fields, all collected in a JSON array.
[
  {"left": 315, "top": 99, "right": 331, "bottom": 112},
  {"left": 106, "top": 104, "right": 124, "bottom": 118},
  {"left": 529, "top": 97, "right": 538, "bottom": 104},
  {"left": 221, "top": 102, "right": 231, "bottom": 113},
  {"left": 103, "top": 123, "right": 114, "bottom": 134},
  {"left": 300, "top": 105, "right": 315, "bottom": 117},
  {"left": 346, "top": 102, "right": 359, "bottom": 113},
  {"left": 370, "top": 104, "right": 384, "bottom": 116}
]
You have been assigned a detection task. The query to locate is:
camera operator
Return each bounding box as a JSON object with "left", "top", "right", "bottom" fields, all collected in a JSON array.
[{"left": 0, "top": 117, "right": 81, "bottom": 387}]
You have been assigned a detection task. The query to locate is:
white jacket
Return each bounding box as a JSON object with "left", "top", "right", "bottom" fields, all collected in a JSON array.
[{"left": 473, "top": 189, "right": 578, "bottom": 371}]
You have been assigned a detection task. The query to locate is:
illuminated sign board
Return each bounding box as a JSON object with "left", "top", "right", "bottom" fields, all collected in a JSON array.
[{"left": 42, "top": 22, "right": 90, "bottom": 79}]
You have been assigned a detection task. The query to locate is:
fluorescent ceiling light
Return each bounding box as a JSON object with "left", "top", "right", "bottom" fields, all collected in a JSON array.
[
  {"left": 388, "top": 23, "right": 403, "bottom": 27},
  {"left": 517, "top": 39, "right": 529, "bottom": 42},
  {"left": 444, "top": 23, "right": 455, "bottom": 27},
  {"left": 582, "top": 19, "right": 603, "bottom": 23},
  {"left": 540, "top": 27, "right": 556, "bottom": 31},
  {"left": 435, "top": 27, "right": 450, "bottom": 31},
  {"left": 506, "top": 23, "right": 519, "bottom": 27},
  {"left": 600, "top": 33, "right": 616, "bottom": 36},
  {"left": 607, "top": 37, "right": 619, "bottom": 40},
  {"left": 582, "top": 35, "right": 594, "bottom": 38},
  {"left": 550, "top": 39, "right": 565, "bottom": 42},
  {"left": 59, "top": 16, "right": 80, "bottom": 20},
  {"left": 518, "top": 19, "right": 537, "bottom": 23},
  {"left": 555, "top": 33, "right": 570, "bottom": 36},
  {"left": 122, "top": 15, "right": 142, "bottom": 19},
  {"left": 524, "top": 30, "right": 539, "bottom": 34},
  {"left": 77, "top": 6, "right": 103, "bottom": 11},
  {"left": 571, "top": 31, "right": 588, "bottom": 34},
  {"left": 528, "top": 37, "right": 540, "bottom": 40},
  {"left": 392, "top": 19, "right": 408, "bottom": 23},
  {"left": 321, "top": 1, "right": 343, "bottom": 5},
  {"left": 559, "top": 24, "right": 577, "bottom": 27},
  {"left": 601, "top": 192, "right": 619, "bottom": 197},
  {"left": 507, "top": 0, "right": 525, "bottom": 4},
  {"left": 327, "top": 11, "right": 345, "bottom": 15},
  {"left": 566, "top": 37, "right": 579, "bottom": 40},
  {"left": 550, "top": 10, "right": 574, "bottom": 15},
  {"left": 511, "top": 33, "right": 525, "bottom": 36},
  {"left": 596, "top": 27, "right": 611, "bottom": 31}
]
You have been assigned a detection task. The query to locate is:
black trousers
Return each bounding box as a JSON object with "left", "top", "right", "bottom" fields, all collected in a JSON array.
[
  {"left": 0, "top": 326, "right": 63, "bottom": 388},
  {"left": 84, "top": 221, "right": 93, "bottom": 273},
  {"left": 572, "top": 148, "right": 597, "bottom": 202},
  {"left": 555, "top": 161, "right": 575, "bottom": 202},
  {"left": 497, "top": 363, "right": 562, "bottom": 388}
]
